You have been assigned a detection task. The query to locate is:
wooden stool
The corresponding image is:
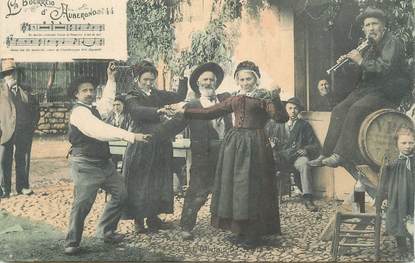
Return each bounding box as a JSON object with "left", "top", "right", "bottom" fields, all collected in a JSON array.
[{"left": 331, "top": 162, "right": 386, "bottom": 261}]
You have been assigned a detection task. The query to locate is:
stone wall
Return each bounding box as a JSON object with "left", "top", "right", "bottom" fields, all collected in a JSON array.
[{"left": 36, "top": 102, "right": 71, "bottom": 135}]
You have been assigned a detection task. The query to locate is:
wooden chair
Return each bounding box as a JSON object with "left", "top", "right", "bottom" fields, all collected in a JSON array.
[{"left": 331, "top": 158, "right": 387, "bottom": 261}]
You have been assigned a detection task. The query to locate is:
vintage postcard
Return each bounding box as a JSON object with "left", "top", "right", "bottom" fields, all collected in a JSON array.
[{"left": 0, "top": 0, "right": 414, "bottom": 262}]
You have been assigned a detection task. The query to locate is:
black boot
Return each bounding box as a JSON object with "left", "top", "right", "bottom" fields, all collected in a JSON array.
[
  {"left": 146, "top": 216, "right": 171, "bottom": 232},
  {"left": 134, "top": 218, "right": 147, "bottom": 234},
  {"left": 303, "top": 195, "right": 318, "bottom": 212},
  {"left": 396, "top": 236, "right": 408, "bottom": 256}
]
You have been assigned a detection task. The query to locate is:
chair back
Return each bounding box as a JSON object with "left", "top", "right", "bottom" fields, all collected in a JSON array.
[{"left": 374, "top": 155, "right": 388, "bottom": 214}]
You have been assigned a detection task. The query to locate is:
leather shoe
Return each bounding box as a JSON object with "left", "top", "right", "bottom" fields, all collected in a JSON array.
[
  {"left": 304, "top": 199, "right": 318, "bottom": 212},
  {"left": 147, "top": 216, "right": 171, "bottom": 231},
  {"left": 0, "top": 192, "right": 10, "bottom": 198},
  {"left": 103, "top": 233, "right": 124, "bottom": 244},
  {"left": 64, "top": 246, "right": 80, "bottom": 255},
  {"left": 180, "top": 230, "right": 194, "bottom": 240},
  {"left": 322, "top": 153, "right": 344, "bottom": 168},
  {"left": 134, "top": 219, "right": 147, "bottom": 234},
  {"left": 307, "top": 155, "right": 325, "bottom": 167},
  {"left": 21, "top": 188, "right": 34, "bottom": 195}
]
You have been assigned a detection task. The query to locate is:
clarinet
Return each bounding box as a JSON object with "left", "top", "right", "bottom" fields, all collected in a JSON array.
[{"left": 326, "top": 37, "right": 373, "bottom": 75}]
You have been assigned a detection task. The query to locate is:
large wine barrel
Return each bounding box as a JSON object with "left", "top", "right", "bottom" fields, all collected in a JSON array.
[{"left": 358, "top": 109, "right": 414, "bottom": 167}]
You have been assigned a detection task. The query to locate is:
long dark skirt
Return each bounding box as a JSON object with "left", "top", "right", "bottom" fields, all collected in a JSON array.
[
  {"left": 122, "top": 138, "right": 174, "bottom": 219},
  {"left": 210, "top": 128, "right": 281, "bottom": 236}
]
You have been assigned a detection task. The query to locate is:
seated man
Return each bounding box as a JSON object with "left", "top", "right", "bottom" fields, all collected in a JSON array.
[
  {"left": 308, "top": 7, "right": 409, "bottom": 167},
  {"left": 265, "top": 97, "right": 320, "bottom": 211}
]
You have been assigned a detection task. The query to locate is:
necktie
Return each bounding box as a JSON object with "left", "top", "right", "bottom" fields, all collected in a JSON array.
[
  {"left": 287, "top": 118, "right": 297, "bottom": 131},
  {"left": 399, "top": 153, "right": 414, "bottom": 171},
  {"left": 11, "top": 85, "right": 17, "bottom": 95}
]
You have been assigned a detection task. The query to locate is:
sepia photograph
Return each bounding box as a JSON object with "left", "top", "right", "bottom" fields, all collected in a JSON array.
[{"left": 0, "top": 0, "right": 414, "bottom": 261}]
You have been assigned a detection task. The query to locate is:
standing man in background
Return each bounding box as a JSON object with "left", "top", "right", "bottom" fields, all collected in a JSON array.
[{"left": 0, "top": 58, "right": 40, "bottom": 198}]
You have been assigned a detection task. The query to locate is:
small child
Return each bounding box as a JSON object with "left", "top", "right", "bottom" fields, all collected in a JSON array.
[{"left": 381, "top": 126, "right": 415, "bottom": 256}]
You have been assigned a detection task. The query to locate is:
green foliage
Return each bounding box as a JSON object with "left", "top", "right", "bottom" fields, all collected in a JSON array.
[
  {"left": 127, "top": 0, "right": 175, "bottom": 64},
  {"left": 244, "top": 0, "right": 268, "bottom": 18},
  {"left": 171, "top": 19, "right": 236, "bottom": 75},
  {"left": 221, "top": 0, "right": 242, "bottom": 21}
]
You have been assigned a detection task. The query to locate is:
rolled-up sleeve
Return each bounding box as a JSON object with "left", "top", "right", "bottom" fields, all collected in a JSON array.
[
  {"left": 70, "top": 106, "right": 135, "bottom": 143},
  {"left": 96, "top": 79, "right": 116, "bottom": 119}
]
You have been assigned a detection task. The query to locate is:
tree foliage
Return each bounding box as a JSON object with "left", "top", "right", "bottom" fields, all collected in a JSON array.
[
  {"left": 127, "top": 0, "right": 175, "bottom": 65},
  {"left": 171, "top": 19, "right": 237, "bottom": 75}
]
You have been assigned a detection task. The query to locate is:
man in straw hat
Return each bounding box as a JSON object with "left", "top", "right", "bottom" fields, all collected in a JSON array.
[
  {"left": 64, "top": 62, "right": 151, "bottom": 255},
  {"left": 0, "top": 58, "right": 40, "bottom": 198},
  {"left": 265, "top": 97, "right": 320, "bottom": 211},
  {"left": 309, "top": 7, "right": 410, "bottom": 168},
  {"left": 178, "top": 62, "right": 233, "bottom": 240}
]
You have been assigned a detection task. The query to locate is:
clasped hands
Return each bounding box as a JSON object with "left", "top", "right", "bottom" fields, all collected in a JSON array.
[{"left": 157, "top": 102, "right": 187, "bottom": 117}]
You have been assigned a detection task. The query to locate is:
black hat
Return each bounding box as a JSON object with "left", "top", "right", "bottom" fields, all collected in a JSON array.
[
  {"left": 68, "top": 76, "right": 99, "bottom": 99},
  {"left": 114, "top": 94, "right": 125, "bottom": 103},
  {"left": 234, "top": 60, "right": 261, "bottom": 79},
  {"left": 189, "top": 62, "right": 224, "bottom": 94},
  {"left": 284, "top": 97, "right": 304, "bottom": 111},
  {"left": 132, "top": 60, "right": 158, "bottom": 79},
  {"left": 356, "top": 7, "right": 386, "bottom": 25}
]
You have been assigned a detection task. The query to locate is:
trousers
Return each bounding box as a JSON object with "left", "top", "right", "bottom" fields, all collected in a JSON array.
[
  {"left": 293, "top": 156, "right": 313, "bottom": 195},
  {"left": 322, "top": 88, "right": 394, "bottom": 163},
  {"left": 0, "top": 131, "right": 34, "bottom": 194},
  {"left": 65, "top": 157, "right": 127, "bottom": 246},
  {"left": 180, "top": 140, "right": 221, "bottom": 231}
]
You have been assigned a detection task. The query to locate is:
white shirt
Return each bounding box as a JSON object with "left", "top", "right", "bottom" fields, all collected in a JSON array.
[
  {"left": 200, "top": 96, "right": 225, "bottom": 140},
  {"left": 70, "top": 79, "right": 135, "bottom": 143}
]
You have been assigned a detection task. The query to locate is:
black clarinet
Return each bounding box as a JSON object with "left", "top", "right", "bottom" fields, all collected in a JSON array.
[{"left": 326, "top": 37, "right": 373, "bottom": 75}]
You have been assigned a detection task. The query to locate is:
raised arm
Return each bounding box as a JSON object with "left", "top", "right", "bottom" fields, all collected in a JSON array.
[
  {"left": 124, "top": 95, "right": 161, "bottom": 122},
  {"left": 360, "top": 36, "right": 404, "bottom": 77},
  {"left": 265, "top": 91, "right": 288, "bottom": 123},
  {"left": 157, "top": 77, "right": 188, "bottom": 105},
  {"left": 184, "top": 97, "right": 234, "bottom": 120}
]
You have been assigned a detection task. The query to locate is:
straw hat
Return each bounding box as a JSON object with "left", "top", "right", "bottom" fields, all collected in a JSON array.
[{"left": 1, "top": 58, "right": 16, "bottom": 74}]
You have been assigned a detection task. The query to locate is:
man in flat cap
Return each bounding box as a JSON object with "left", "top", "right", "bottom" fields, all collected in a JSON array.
[
  {"left": 265, "top": 97, "right": 320, "bottom": 211},
  {"left": 178, "top": 62, "right": 233, "bottom": 240},
  {"left": 0, "top": 58, "right": 40, "bottom": 198},
  {"left": 309, "top": 7, "right": 410, "bottom": 167}
]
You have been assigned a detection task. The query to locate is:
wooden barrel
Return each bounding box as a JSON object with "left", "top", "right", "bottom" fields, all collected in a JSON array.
[{"left": 358, "top": 109, "right": 414, "bottom": 167}]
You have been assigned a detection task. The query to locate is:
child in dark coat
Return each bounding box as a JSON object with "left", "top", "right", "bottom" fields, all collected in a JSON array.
[{"left": 381, "top": 126, "right": 415, "bottom": 255}]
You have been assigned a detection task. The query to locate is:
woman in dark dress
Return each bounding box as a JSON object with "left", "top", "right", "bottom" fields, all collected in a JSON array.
[
  {"left": 122, "top": 60, "right": 188, "bottom": 233},
  {"left": 173, "top": 61, "right": 288, "bottom": 247}
]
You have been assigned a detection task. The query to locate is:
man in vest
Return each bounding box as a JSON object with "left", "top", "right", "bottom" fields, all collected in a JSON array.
[
  {"left": 64, "top": 62, "right": 151, "bottom": 255},
  {"left": 178, "top": 62, "right": 233, "bottom": 240},
  {"left": 0, "top": 58, "right": 40, "bottom": 198}
]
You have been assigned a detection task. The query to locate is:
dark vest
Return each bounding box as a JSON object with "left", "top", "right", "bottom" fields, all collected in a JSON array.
[{"left": 68, "top": 103, "right": 111, "bottom": 160}]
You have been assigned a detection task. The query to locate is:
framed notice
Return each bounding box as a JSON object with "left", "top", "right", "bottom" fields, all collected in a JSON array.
[{"left": 0, "top": 0, "right": 128, "bottom": 62}]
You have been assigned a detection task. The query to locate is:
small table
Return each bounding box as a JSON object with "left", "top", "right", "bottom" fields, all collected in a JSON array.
[{"left": 108, "top": 139, "right": 192, "bottom": 185}]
